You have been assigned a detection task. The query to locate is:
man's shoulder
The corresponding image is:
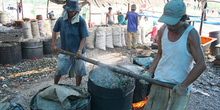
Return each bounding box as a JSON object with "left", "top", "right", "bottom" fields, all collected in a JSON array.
[
  {"left": 57, "top": 17, "right": 63, "bottom": 22},
  {"left": 79, "top": 15, "right": 85, "bottom": 22},
  {"left": 188, "top": 26, "right": 199, "bottom": 39}
]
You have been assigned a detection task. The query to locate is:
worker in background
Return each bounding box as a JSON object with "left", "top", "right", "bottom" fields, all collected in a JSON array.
[
  {"left": 48, "top": 11, "right": 55, "bottom": 20},
  {"left": 18, "top": 2, "right": 22, "bottom": 13},
  {"left": 117, "top": 10, "right": 127, "bottom": 25},
  {"left": 145, "top": 20, "right": 158, "bottom": 43},
  {"left": 125, "top": 4, "right": 138, "bottom": 50},
  {"left": 106, "top": 7, "right": 115, "bottom": 25},
  {"left": 140, "top": 0, "right": 206, "bottom": 109},
  {"left": 51, "top": 0, "right": 89, "bottom": 86}
]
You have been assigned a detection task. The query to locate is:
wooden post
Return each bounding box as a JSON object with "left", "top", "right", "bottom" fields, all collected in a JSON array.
[
  {"left": 199, "top": 0, "right": 206, "bottom": 35},
  {"left": 47, "top": 0, "right": 49, "bottom": 19},
  {"left": 2, "top": 0, "right": 4, "bottom": 12},
  {"left": 21, "top": 0, "right": 24, "bottom": 19},
  {"left": 16, "top": 0, "right": 19, "bottom": 20},
  {"left": 128, "top": 3, "right": 130, "bottom": 12},
  {"left": 89, "top": 3, "right": 91, "bottom": 28}
]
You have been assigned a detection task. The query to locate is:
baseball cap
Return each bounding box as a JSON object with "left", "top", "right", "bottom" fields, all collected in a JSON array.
[
  {"left": 158, "top": 0, "right": 186, "bottom": 25},
  {"left": 117, "top": 10, "right": 121, "bottom": 14},
  {"left": 131, "top": 4, "right": 136, "bottom": 10}
]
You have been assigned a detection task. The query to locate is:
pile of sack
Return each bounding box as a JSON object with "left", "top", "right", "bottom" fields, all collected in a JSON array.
[
  {"left": 86, "top": 25, "right": 146, "bottom": 50},
  {"left": 22, "top": 19, "right": 57, "bottom": 41}
]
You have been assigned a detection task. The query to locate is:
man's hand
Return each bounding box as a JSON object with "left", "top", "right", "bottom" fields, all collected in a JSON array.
[
  {"left": 145, "top": 33, "right": 149, "bottom": 37},
  {"left": 173, "top": 83, "right": 188, "bottom": 96},
  {"left": 139, "top": 71, "right": 152, "bottom": 84},
  {"left": 52, "top": 45, "right": 57, "bottom": 52},
  {"left": 74, "top": 50, "right": 82, "bottom": 59}
]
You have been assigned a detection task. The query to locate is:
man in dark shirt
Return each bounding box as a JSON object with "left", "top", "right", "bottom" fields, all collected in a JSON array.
[
  {"left": 48, "top": 11, "right": 55, "bottom": 20},
  {"left": 51, "top": 0, "right": 89, "bottom": 86},
  {"left": 125, "top": 4, "right": 139, "bottom": 49}
]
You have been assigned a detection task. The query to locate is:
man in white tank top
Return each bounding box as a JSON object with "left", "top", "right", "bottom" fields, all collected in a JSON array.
[
  {"left": 142, "top": 0, "right": 206, "bottom": 110},
  {"left": 106, "top": 7, "right": 115, "bottom": 25}
]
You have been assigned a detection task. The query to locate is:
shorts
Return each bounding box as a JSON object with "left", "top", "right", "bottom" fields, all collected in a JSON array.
[
  {"left": 55, "top": 53, "right": 87, "bottom": 77},
  {"left": 150, "top": 37, "right": 155, "bottom": 41},
  {"left": 108, "top": 21, "right": 114, "bottom": 25},
  {"left": 144, "top": 84, "right": 191, "bottom": 110}
]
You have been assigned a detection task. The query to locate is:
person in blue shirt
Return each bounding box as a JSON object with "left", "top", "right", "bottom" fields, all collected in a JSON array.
[
  {"left": 117, "top": 11, "right": 127, "bottom": 25},
  {"left": 48, "top": 11, "right": 55, "bottom": 20},
  {"left": 125, "top": 4, "right": 139, "bottom": 49},
  {"left": 51, "top": 0, "right": 89, "bottom": 86}
]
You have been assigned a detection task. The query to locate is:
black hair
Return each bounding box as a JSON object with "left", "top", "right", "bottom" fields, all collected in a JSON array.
[
  {"left": 108, "top": 7, "right": 112, "bottom": 10},
  {"left": 180, "top": 14, "right": 187, "bottom": 22}
]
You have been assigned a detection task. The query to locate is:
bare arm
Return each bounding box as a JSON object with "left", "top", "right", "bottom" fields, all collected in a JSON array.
[
  {"left": 147, "top": 24, "right": 166, "bottom": 74},
  {"left": 77, "top": 37, "right": 87, "bottom": 54},
  {"left": 136, "top": 17, "right": 139, "bottom": 28},
  {"left": 51, "top": 31, "right": 58, "bottom": 52},
  {"left": 181, "top": 28, "right": 206, "bottom": 88}
]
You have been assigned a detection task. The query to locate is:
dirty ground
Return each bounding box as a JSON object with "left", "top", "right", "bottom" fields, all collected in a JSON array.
[{"left": 0, "top": 47, "right": 219, "bottom": 110}]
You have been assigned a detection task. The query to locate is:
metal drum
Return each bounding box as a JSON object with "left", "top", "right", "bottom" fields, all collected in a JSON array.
[
  {"left": 21, "top": 41, "right": 43, "bottom": 59},
  {"left": 0, "top": 42, "right": 22, "bottom": 65},
  {"left": 43, "top": 38, "right": 61, "bottom": 55},
  {"left": 88, "top": 78, "right": 135, "bottom": 110},
  {"left": 209, "top": 31, "right": 220, "bottom": 55}
]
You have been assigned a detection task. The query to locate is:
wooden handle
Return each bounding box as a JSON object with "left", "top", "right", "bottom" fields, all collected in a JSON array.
[{"left": 56, "top": 48, "right": 176, "bottom": 89}]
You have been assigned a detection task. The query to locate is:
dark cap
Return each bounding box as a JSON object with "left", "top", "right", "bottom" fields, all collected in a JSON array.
[{"left": 63, "top": 0, "right": 81, "bottom": 12}]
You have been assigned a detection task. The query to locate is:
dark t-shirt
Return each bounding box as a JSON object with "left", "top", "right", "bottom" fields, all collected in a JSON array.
[
  {"left": 53, "top": 16, "right": 89, "bottom": 54},
  {"left": 48, "top": 12, "right": 54, "bottom": 19},
  {"left": 127, "top": 12, "right": 138, "bottom": 32}
]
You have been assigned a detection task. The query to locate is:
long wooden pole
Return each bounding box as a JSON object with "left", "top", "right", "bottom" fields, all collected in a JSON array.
[
  {"left": 2, "top": 0, "right": 4, "bottom": 12},
  {"left": 128, "top": 3, "right": 130, "bottom": 12},
  {"left": 56, "top": 48, "right": 176, "bottom": 89},
  {"left": 16, "top": 0, "right": 19, "bottom": 20},
  {"left": 47, "top": 0, "right": 49, "bottom": 19},
  {"left": 89, "top": 2, "right": 91, "bottom": 28},
  {"left": 21, "top": 0, "right": 24, "bottom": 19},
  {"left": 199, "top": 0, "right": 206, "bottom": 35}
]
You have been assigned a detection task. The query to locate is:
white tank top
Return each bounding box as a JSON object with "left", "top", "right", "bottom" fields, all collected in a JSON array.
[
  {"left": 154, "top": 25, "right": 194, "bottom": 86},
  {"left": 107, "top": 13, "right": 114, "bottom": 22}
]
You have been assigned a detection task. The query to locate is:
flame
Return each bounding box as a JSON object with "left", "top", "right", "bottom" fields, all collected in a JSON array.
[
  {"left": 132, "top": 96, "right": 148, "bottom": 108},
  {"left": 3, "top": 64, "right": 10, "bottom": 66},
  {"left": 27, "top": 58, "right": 39, "bottom": 61}
]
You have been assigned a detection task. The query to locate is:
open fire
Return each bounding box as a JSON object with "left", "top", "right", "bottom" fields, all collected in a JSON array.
[{"left": 132, "top": 96, "right": 148, "bottom": 110}]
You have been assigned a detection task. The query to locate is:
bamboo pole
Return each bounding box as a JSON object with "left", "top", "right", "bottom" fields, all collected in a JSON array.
[
  {"left": 56, "top": 48, "right": 176, "bottom": 89},
  {"left": 21, "top": 0, "right": 23, "bottom": 19},
  {"left": 2, "top": 0, "right": 4, "bottom": 12},
  {"left": 89, "top": 2, "right": 91, "bottom": 28},
  {"left": 199, "top": 0, "right": 206, "bottom": 35},
  {"left": 128, "top": 3, "right": 130, "bottom": 12},
  {"left": 47, "top": 0, "right": 49, "bottom": 19},
  {"left": 16, "top": 0, "right": 19, "bottom": 20}
]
